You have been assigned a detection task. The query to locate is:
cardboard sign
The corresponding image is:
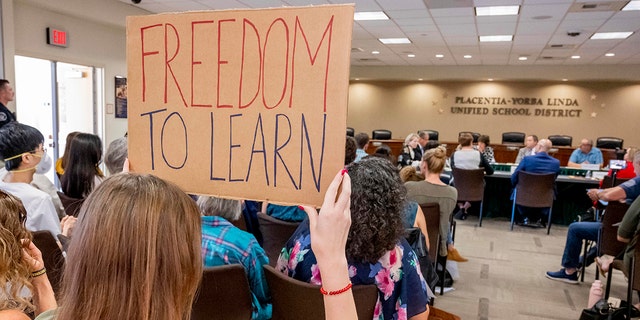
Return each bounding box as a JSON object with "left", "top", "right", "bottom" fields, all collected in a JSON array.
[{"left": 126, "top": 5, "right": 353, "bottom": 206}]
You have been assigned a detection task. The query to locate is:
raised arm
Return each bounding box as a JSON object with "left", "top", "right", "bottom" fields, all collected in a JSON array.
[{"left": 22, "top": 240, "right": 57, "bottom": 316}]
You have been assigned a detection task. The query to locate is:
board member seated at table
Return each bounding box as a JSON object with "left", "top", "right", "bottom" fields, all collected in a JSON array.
[
  {"left": 515, "top": 135, "right": 538, "bottom": 164},
  {"left": 567, "top": 138, "right": 603, "bottom": 168},
  {"left": 511, "top": 139, "right": 560, "bottom": 227}
]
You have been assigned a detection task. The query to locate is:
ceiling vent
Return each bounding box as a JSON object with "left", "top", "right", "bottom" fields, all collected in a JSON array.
[
  {"left": 545, "top": 44, "right": 577, "bottom": 49},
  {"left": 357, "top": 58, "right": 382, "bottom": 62},
  {"left": 539, "top": 56, "right": 565, "bottom": 60},
  {"left": 568, "top": 1, "right": 628, "bottom": 12},
  {"left": 351, "top": 47, "right": 364, "bottom": 53}
]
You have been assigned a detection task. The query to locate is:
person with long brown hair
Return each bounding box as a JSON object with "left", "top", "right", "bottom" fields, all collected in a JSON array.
[
  {"left": 54, "top": 132, "right": 80, "bottom": 179},
  {"left": 0, "top": 190, "right": 56, "bottom": 319}
]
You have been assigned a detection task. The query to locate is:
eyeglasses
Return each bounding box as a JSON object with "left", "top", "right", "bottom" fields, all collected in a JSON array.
[{"left": 29, "top": 147, "right": 47, "bottom": 155}]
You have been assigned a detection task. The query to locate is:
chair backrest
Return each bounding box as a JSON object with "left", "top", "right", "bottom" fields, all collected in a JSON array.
[
  {"left": 263, "top": 265, "right": 378, "bottom": 320},
  {"left": 596, "top": 137, "right": 624, "bottom": 149},
  {"left": 601, "top": 176, "right": 630, "bottom": 189},
  {"left": 230, "top": 214, "right": 248, "bottom": 231},
  {"left": 371, "top": 129, "right": 392, "bottom": 140},
  {"left": 346, "top": 127, "right": 355, "bottom": 137},
  {"left": 56, "top": 191, "right": 85, "bottom": 217},
  {"left": 191, "top": 265, "right": 253, "bottom": 320},
  {"left": 419, "top": 130, "right": 439, "bottom": 141},
  {"left": 31, "top": 231, "right": 65, "bottom": 296},
  {"left": 514, "top": 172, "right": 556, "bottom": 208},
  {"left": 633, "top": 239, "right": 640, "bottom": 292},
  {"left": 458, "top": 131, "right": 479, "bottom": 143},
  {"left": 257, "top": 212, "right": 300, "bottom": 266},
  {"left": 599, "top": 201, "right": 630, "bottom": 257},
  {"left": 419, "top": 203, "right": 441, "bottom": 262},
  {"left": 548, "top": 135, "right": 572, "bottom": 147},
  {"left": 502, "top": 132, "right": 526, "bottom": 144},
  {"left": 451, "top": 168, "right": 486, "bottom": 202}
]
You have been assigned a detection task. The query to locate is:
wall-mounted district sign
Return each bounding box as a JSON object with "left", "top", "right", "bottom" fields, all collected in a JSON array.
[
  {"left": 450, "top": 96, "right": 582, "bottom": 117},
  {"left": 126, "top": 5, "right": 354, "bottom": 206}
]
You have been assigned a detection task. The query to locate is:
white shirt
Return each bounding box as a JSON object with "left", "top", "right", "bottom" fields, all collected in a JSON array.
[{"left": 0, "top": 170, "right": 61, "bottom": 237}]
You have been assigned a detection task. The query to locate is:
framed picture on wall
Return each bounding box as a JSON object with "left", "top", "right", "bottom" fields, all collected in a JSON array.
[{"left": 115, "top": 76, "right": 127, "bottom": 118}]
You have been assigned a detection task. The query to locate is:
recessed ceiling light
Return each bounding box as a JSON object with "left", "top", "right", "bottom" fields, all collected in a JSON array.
[
  {"left": 562, "top": 79, "right": 568, "bottom": 82},
  {"left": 463, "top": 55, "right": 472, "bottom": 59},
  {"left": 418, "top": 78, "right": 423, "bottom": 81},
  {"left": 518, "top": 56, "right": 528, "bottom": 61},
  {"left": 354, "top": 11, "right": 389, "bottom": 21},
  {"left": 379, "top": 38, "right": 411, "bottom": 44},
  {"left": 571, "top": 55, "right": 581, "bottom": 59},
  {"left": 479, "top": 35, "right": 513, "bottom": 42},
  {"left": 590, "top": 32, "right": 633, "bottom": 40},
  {"left": 371, "top": 51, "right": 380, "bottom": 55},
  {"left": 605, "top": 53, "right": 615, "bottom": 57},
  {"left": 435, "top": 54, "right": 444, "bottom": 58},
  {"left": 475, "top": 6, "right": 520, "bottom": 16},
  {"left": 487, "top": 78, "right": 494, "bottom": 81},
  {"left": 354, "top": 78, "right": 360, "bottom": 81},
  {"left": 622, "top": 0, "right": 640, "bottom": 11},
  {"left": 407, "top": 54, "right": 415, "bottom": 58}
]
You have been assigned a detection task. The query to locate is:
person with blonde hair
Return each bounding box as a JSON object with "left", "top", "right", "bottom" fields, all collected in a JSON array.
[
  {"left": 0, "top": 190, "right": 56, "bottom": 319},
  {"left": 406, "top": 146, "right": 467, "bottom": 262},
  {"left": 399, "top": 133, "right": 422, "bottom": 168},
  {"left": 35, "top": 170, "right": 359, "bottom": 320}
]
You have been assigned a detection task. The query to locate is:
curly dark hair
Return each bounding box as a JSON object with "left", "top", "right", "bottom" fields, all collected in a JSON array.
[
  {"left": 345, "top": 157, "right": 405, "bottom": 264},
  {"left": 345, "top": 136, "right": 357, "bottom": 165}
]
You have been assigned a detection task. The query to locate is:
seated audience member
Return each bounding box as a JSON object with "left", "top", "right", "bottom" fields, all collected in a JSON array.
[
  {"left": 54, "top": 132, "right": 80, "bottom": 179},
  {"left": 0, "top": 190, "right": 57, "bottom": 319},
  {"left": 104, "top": 136, "right": 127, "bottom": 175},
  {"left": 36, "top": 171, "right": 359, "bottom": 320},
  {"left": 371, "top": 144, "right": 394, "bottom": 163},
  {"left": 197, "top": 196, "right": 271, "bottom": 320},
  {"left": 262, "top": 202, "right": 306, "bottom": 222},
  {"left": 515, "top": 135, "right": 538, "bottom": 164},
  {"left": 476, "top": 135, "right": 495, "bottom": 163},
  {"left": 278, "top": 157, "right": 431, "bottom": 319},
  {"left": 511, "top": 139, "right": 560, "bottom": 227},
  {"left": 398, "top": 166, "right": 429, "bottom": 249},
  {"left": 616, "top": 195, "right": 640, "bottom": 284},
  {"left": 545, "top": 152, "right": 640, "bottom": 284},
  {"left": 406, "top": 146, "right": 467, "bottom": 262},
  {"left": 399, "top": 133, "right": 422, "bottom": 168},
  {"left": 354, "top": 133, "right": 370, "bottom": 162},
  {"left": 451, "top": 132, "right": 493, "bottom": 218},
  {"left": 400, "top": 165, "right": 425, "bottom": 183},
  {"left": 345, "top": 136, "right": 357, "bottom": 165},
  {"left": 60, "top": 133, "right": 104, "bottom": 200},
  {"left": 0, "top": 123, "right": 61, "bottom": 237},
  {"left": 567, "top": 138, "right": 603, "bottom": 168}
]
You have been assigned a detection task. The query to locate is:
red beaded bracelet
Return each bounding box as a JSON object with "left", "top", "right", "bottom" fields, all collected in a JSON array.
[{"left": 320, "top": 283, "right": 352, "bottom": 295}]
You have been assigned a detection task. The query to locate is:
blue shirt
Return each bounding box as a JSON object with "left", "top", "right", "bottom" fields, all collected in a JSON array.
[
  {"left": 569, "top": 147, "right": 603, "bottom": 165},
  {"left": 620, "top": 176, "right": 640, "bottom": 204},
  {"left": 266, "top": 204, "right": 306, "bottom": 222},
  {"left": 201, "top": 216, "right": 271, "bottom": 320},
  {"left": 355, "top": 148, "right": 368, "bottom": 162},
  {"left": 277, "top": 220, "right": 430, "bottom": 319}
]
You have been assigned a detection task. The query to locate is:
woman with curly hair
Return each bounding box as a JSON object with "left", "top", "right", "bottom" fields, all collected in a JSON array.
[
  {"left": 277, "top": 157, "right": 430, "bottom": 319},
  {"left": 0, "top": 190, "right": 56, "bottom": 319}
]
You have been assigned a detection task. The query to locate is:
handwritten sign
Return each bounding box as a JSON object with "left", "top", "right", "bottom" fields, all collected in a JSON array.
[{"left": 126, "top": 5, "right": 354, "bottom": 205}]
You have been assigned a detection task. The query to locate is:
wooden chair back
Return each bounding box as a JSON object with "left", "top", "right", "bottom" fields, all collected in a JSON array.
[
  {"left": 451, "top": 168, "right": 485, "bottom": 202},
  {"left": 191, "top": 265, "right": 253, "bottom": 320},
  {"left": 257, "top": 212, "right": 300, "bottom": 266},
  {"left": 513, "top": 172, "right": 556, "bottom": 208},
  {"left": 263, "top": 265, "right": 378, "bottom": 320},
  {"left": 31, "top": 231, "right": 65, "bottom": 296},
  {"left": 419, "top": 203, "right": 441, "bottom": 262},
  {"left": 599, "top": 201, "right": 630, "bottom": 257},
  {"left": 56, "top": 191, "right": 85, "bottom": 217}
]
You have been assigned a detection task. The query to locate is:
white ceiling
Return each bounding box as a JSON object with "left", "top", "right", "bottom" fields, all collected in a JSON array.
[{"left": 119, "top": 0, "right": 640, "bottom": 68}]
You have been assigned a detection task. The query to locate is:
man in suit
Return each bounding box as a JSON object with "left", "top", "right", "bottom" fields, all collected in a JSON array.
[
  {"left": 514, "top": 134, "right": 538, "bottom": 163},
  {"left": 511, "top": 139, "right": 560, "bottom": 227}
]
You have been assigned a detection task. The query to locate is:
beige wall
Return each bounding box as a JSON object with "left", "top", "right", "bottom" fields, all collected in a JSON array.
[{"left": 348, "top": 80, "right": 640, "bottom": 148}]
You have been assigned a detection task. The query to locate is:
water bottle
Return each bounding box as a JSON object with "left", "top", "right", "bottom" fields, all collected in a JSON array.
[
  {"left": 587, "top": 279, "right": 603, "bottom": 308},
  {"left": 586, "top": 170, "right": 592, "bottom": 179}
]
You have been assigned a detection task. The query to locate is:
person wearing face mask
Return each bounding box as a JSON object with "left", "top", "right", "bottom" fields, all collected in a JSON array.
[{"left": 0, "top": 122, "right": 62, "bottom": 238}]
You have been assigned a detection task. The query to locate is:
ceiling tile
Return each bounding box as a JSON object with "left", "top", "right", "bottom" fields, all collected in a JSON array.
[
  {"left": 477, "top": 22, "right": 517, "bottom": 35},
  {"left": 439, "top": 24, "right": 478, "bottom": 37},
  {"left": 376, "top": 0, "right": 426, "bottom": 11}
]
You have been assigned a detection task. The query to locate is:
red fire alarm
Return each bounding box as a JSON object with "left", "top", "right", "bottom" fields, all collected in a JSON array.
[{"left": 47, "top": 27, "right": 68, "bottom": 47}]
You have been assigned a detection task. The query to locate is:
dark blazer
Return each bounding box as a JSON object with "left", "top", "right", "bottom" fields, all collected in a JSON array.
[{"left": 511, "top": 152, "right": 560, "bottom": 186}]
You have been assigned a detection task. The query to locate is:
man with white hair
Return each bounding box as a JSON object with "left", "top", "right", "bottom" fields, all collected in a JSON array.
[{"left": 511, "top": 139, "right": 561, "bottom": 227}]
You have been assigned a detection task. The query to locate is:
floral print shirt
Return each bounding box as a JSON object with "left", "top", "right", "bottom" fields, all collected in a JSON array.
[{"left": 276, "top": 220, "right": 430, "bottom": 319}]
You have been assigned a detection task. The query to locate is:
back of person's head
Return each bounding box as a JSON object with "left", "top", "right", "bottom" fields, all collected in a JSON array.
[
  {"left": 0, "top": 122, "right": 44, "bottom": 171},
  {"left": 197, "top": 196, "right": 242, "bottom": 221},
  {"left": 422, "top": 146, "right": 447, "bottom": 174},
  {"left": 370, "top": 144, "right": 393, "bottom": 163},
  {"left": 105, "top": 136, "right": 128, "bottom": 175},
  {"left": 345, "top": 157, "right": 405, "bottom": 264},
  {"left": 458, "top": 133, "right": 473, "bottom": 146},
  {"left": 425, "top": 140, "right": 440, "bottom": 151},
  {"left": 0, "top": 190, "right": 34, "bottom": 313},
  {"left": 57, "top": 174, "right": 202, "bottom": 320},
  {"left": 345, "top": 136, "right": 357, "bottom": 165},
  {"left": 354, "top": 132, "right": 369, "bottom": 149},
  {"left": 627, "top": 147, "right": 639, "bottom": 163},
  {"left": 61, "top": 133, "right": 103, "bottom": 199},
  {"left": 537, "top": 139, "right": 552, "bottom": 152},
  {"left": 60, "top": 132, "right": 81, "bottom": 170},
  {"left": 478, "top": 135, "right": 490, "bottom": 146},
  {"left": 399, "top": 165, "right": 423, "bottom": 182}
]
